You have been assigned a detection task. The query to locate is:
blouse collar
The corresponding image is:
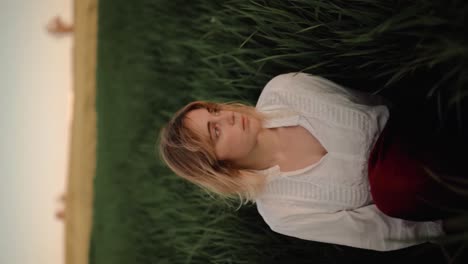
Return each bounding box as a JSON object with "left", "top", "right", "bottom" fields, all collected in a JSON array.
[
  {"left": 251, "top": 105, "right": 329, "bottom": 180},
  {"left": 251, "top": 106, "right": 300, "bottom": 180}
]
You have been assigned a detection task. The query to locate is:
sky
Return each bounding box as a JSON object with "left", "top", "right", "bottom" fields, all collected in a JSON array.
[{"left": 0, "top": 0, "right": 73, "bottom": 263}]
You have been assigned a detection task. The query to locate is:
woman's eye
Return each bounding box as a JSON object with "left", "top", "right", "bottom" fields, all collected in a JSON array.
[{"left": 214, "top": 127, "right": 220, "bottom": 137}]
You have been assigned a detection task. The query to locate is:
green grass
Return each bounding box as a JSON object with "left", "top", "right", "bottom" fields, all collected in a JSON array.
[{"left": 91, "top": 0, "right": 468, "bottom": 263}]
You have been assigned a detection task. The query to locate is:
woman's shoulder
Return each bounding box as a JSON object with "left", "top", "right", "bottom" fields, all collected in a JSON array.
[
  {"left": 260, "top": 72, "right": 314, "bottom": 94},
  {"left": 257, "top": 72, "right": 392, "bottom": 109},
  {"left": 256, "top": 72, "right": 337, "bottom": 101},
  {"left": 264, "top": 72, "right": 299, "bottom": 88},
  {"left": 256, "top": 72, "right": 305, "bottom": 109}
]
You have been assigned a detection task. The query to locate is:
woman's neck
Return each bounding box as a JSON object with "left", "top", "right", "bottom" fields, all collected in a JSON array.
[{"left": 233, "top": 127, "right": 285, "bottom": 171}]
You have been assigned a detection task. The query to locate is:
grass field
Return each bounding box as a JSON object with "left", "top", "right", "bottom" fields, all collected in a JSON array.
[{"left": 88, "top": 0, "right": 468, "bottom": 263}]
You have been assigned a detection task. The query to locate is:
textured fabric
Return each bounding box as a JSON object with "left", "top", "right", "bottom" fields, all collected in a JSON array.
[{"left": 254, "top": 73, "right": 444, "bottom": 251}]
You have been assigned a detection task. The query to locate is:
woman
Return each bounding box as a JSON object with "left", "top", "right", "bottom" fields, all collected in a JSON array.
[{"left": 158, "top": 72, "right": 468, "bottom": 251}]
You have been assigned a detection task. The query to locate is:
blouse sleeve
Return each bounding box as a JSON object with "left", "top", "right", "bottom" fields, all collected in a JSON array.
[
  {"left": 256, "top": 200, "right": 444, "bottom": 251},
  {"left": 257, "top": 72, "right": 392, "bottom": 109}
]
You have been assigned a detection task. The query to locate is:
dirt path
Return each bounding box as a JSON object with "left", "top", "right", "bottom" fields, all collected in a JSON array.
[{"left": 65, "top": 0, "right": 97, "bottom": 264}]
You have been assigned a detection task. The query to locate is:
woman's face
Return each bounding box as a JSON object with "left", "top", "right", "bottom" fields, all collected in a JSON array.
[{"left": 184, "top": 107, "right": 262, "bottom": 166}]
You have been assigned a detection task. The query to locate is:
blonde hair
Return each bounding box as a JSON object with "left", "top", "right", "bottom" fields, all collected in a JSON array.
[{"left": 158, "top": 101, "right": 268, "bottom": 205}]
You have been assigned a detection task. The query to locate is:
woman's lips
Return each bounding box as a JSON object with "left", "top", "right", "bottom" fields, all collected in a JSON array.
[
  {"left": 241, "top": 115, "right": 245, "bottom": 130},
  {"left": 242, "top": 115, "right": 248, "bottom": 130}
]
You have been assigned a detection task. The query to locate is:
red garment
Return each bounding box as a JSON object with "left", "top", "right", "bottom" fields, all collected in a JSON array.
[{"left": 368, "top": 111, "right": 468, "bottom": 221}]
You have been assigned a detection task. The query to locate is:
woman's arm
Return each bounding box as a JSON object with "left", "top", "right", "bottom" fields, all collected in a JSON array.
[{"left": 256, "top": 200, "right": 444, "bottom": 251}]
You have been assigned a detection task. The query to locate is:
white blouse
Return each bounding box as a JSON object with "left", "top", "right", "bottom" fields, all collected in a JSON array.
[{"left": 253, "top": 72, "right": 444, "bottom": 251}]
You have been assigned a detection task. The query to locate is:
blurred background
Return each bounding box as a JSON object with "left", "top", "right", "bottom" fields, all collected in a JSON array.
[
  {"left": 0, "top": 0, "right": 73, "bottom": 263},
  {"left": 1, "top": 0, "right": 467, "bottom": 263}
]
